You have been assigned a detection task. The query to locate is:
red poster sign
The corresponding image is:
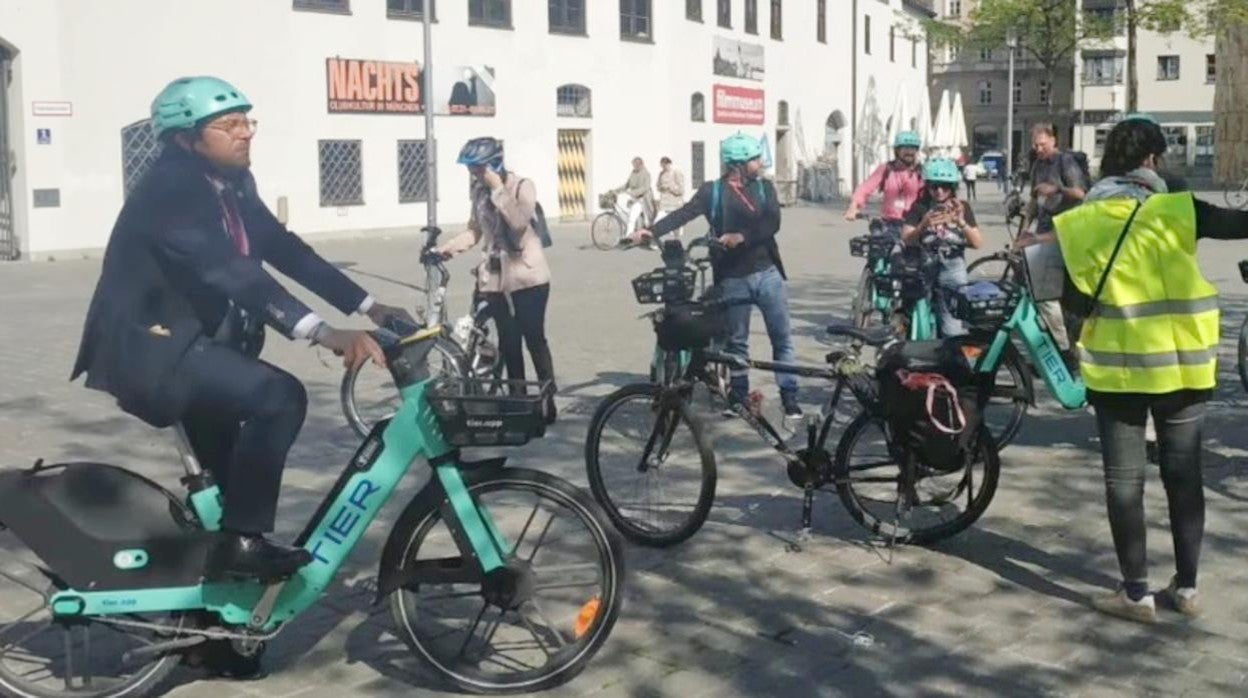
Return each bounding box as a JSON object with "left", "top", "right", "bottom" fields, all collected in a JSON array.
[
  {"left": 326, "top": 58, "right": 423, "bottom": 114},
  {"left": 712, "top": 84, "right": 765, "bottom": 125}
]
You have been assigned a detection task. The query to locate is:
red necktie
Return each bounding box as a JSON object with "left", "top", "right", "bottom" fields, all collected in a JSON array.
[{"left": 219, "top": 190, "right": 251, "bottom": 257}]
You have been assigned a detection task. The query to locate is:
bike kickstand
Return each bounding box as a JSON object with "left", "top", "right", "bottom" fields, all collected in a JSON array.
[{"left": 247, "top": 583, "right": 286, "bottom": 631}]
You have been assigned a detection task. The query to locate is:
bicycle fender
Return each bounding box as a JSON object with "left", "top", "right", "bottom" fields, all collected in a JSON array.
[{"left": 1002, "top": 341, "right": 1036, "bottom": 407}]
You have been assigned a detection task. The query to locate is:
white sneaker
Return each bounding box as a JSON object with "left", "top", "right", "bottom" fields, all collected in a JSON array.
[{"left": 1091, "top": 589, "right": 1156, "bottom": 624}]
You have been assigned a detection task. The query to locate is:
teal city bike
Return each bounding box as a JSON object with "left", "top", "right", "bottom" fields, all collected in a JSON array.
[{"left": 0, "top": 325, "right": 623, "bottom": 697}]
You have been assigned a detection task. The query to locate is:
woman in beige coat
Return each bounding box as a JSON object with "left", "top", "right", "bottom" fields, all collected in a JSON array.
[{"left": 438, "top": 137, "right": 556, "bottom": 420}]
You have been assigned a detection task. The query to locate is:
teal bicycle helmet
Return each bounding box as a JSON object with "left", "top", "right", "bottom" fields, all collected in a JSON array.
[
  {"left": 151, "top": 76, "right": 252, "bottom": 138},
  {"left": 720, "top": 133, "right": 764, "bottom": 165},
  {"left": 894, "top": 131, "right": 922, "bottom": 149},
  {"left": 923, "top": 157, "right": 962, "bottom": 186},
  {"left": 1123, "top": 112, "right": 1160, "bottom": 125}
]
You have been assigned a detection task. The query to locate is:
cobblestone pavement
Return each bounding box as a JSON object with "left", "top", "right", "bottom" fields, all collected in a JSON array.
[{"left": 3, "top": 191, "right": 1248, "bottom": 697}]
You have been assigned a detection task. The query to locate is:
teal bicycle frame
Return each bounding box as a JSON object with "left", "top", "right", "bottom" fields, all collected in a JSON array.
[
  {"left": 974, "top": 293, "right": 1086, "bottom": 409},
  {"left": 47, "top": 333, "right": 511, "bottom": 632}
]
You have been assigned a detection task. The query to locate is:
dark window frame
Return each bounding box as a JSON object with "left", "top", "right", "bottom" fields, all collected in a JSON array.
[
  {"left": 864, "top": 14, "right": 871, "bottom": 55},
  {"left": 557, "top": 83, "right": 593, "bottom": 117},
  {"left": 293, "top": 0, "right": 351, "bottom": 14},
  {"left": 620, "top": 0, "right": 653, "bottom": 42},
  {"left": 718, "top": 0, "right": 732, "bottom": 28},
  {"left": 469, "top": 0, "right": 512, "bottom": 29},
  {"left": 687, "top": 0, "right": 702, "bottom": 21},
  {"left": 1156, "top": 54, "right": 1180, "bottom": 81},
  {"left": 745, "top": 0, "right": 758, "bottom": 34},
  {"left": 691, "top": 92, "right": 706, "bottom": 122},
  {"left": 769, "top": 0, "right": 781, "bottom": 40},
  {"left": 397, "top": 139, "right": 434, "bottom": 204},
  {"left": 387, "top": 0, "right": 434, "bottom": 20},
  {"left": 816, "top": 0, "right": 826, "bottom": 43},
  {"left": 549, "top": 0, "right": 587, "bottom": 34},
  {"left": 318, "top": 139, "right": 365, "bottom": 207}
]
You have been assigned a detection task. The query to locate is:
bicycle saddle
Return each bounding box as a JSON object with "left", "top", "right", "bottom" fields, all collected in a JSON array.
[{"left": 826, "top": 321, "right": 897, "bottom": 347}]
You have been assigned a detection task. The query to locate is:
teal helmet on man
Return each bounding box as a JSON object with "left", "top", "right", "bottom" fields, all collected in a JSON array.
[
  {"left": 720, "top": 132, "right": 765, "bottom": 165},
  {"left": 151, "top": 76, "right": 252, "bottom": 138},
  {"left": 894, "top": 131, "right": 922, "bottom": 149}
]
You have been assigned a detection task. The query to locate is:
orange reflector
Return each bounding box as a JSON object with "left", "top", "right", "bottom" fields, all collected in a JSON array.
[
  {"left": 961, "top": 345, "right": 984, "bottom": 360},
  {"left": 574, "top": 596, "right": 602, "bottom": 639}
]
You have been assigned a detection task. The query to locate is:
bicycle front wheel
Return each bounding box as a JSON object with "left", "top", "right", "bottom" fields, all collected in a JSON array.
[
  {"left": 585, "top": 383, "right": 716, "bottom": 547},
  {"left": 967, "top": 253, "right": 1015, "bottom": 284},
  {"left": 981, "top": 342, "right": 1030, "bottom": 450},
  {"left": 341, "top": 336, "right": 468, "bottom": 438},
  {"left": 590, "top": 213, "right": 623, "bottom": 250},
  {"left": 852, "top": 266, "right": 877, "bottom": 329},
  {"left": 833, "top": 412, "right": 1000, "bottom": 545},
  {"left": 389, "top": 468, "right": 624, "bottom": 695}
]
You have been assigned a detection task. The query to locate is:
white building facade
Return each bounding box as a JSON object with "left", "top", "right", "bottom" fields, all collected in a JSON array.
[
  {"left": 0, "top": 0, "right": 929, "bottom": 259},
  {"left": 1073, "top": 0, "right": 1217, "bottom": 176}
]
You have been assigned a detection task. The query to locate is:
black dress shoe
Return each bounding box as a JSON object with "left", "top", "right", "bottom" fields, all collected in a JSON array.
[{"left": 207, "top": 533, "right": 312, "bottom": 581}]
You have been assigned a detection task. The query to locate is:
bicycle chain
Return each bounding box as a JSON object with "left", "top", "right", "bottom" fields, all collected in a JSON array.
[{"left": 93, "top": 615, "right": 283, "bottom": 643}]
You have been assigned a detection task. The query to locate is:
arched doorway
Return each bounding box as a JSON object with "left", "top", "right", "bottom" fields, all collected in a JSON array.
[{"left": 0, "top": 41, "right": 18, "bottom": 260}]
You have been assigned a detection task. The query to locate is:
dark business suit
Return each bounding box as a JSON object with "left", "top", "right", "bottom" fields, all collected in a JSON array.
[{"left": 72, "top": 146, "right": 369, "bottom": 533}]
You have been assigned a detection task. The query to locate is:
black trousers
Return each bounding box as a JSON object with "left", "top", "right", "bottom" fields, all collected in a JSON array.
[
  {"left": 485, "top": 284, "right": 554, "bottom": 386},
  {"left": 177, "top": 339, "right": 307, "bottom": 534}
]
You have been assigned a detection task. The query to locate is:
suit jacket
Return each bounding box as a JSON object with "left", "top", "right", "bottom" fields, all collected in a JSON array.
[{"left": 71, "top": 146, "right": 368, "bottom": 426}]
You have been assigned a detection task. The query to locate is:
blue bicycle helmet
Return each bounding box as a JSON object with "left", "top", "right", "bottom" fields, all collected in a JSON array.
[{"left": 457, "top": 137, "right": 504, "bottom": 172}]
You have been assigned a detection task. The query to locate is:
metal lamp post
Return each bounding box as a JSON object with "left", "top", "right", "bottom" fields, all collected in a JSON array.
[
  {"left": 422, "top": 4, "right": 437, "bottom": 226},
  {"left": 1006, "top": 30, "right": 1017, "bottom": 177}
]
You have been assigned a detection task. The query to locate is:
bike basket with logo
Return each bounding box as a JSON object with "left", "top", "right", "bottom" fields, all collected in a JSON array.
[
  {"left": 598, "top": 192, "right": 618, "bottom": 210},
  {"left": 849, "top": 235, "right": 895, "bottom": 262},
  {"left": 427, "top": 378, "right": 554, "bottom": 447},
  {"left": 953, "top": 280, "right": 1020, "bottom": 329},
  {"left": 654, "top": 301, "right": 728, "bottom": 351},
  {"left": 632, "top": 268, "right": 696, "bottom": 304}
]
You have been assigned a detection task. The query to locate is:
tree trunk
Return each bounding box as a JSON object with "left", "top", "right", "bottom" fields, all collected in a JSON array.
[
  {"left": 1215, "top": 23, "right": 1248, "bottom": 187},
  {"left": 1126, "top": 0, "right": 1138, "bottom": 113}
]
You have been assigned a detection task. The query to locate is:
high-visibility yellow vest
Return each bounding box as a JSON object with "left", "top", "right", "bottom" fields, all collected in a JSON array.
[{"left": 1054, "top": 192, "right": 1218, "bottom": 394}]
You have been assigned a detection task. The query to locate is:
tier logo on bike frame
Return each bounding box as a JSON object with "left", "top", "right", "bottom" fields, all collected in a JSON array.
[
  {"left": 326, "top": 58, "right": 423, "bottom": 114},
  {"left": 712, "top": 85, "right": 765, "bottom": 125}
]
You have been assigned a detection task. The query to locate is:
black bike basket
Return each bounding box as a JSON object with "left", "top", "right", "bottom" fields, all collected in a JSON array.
[
  {"left": 849, "top": 235, "right": 895, "bottom": 261},
  {"left": 876, "top": 339, "right": 986, "bottom": 474},
  {"left": 873, "top": 270, "right": 928, "bottom": 303},
  {"left": 952, "top": 280, "right": 1020, "bottom": 329},
  {"left": 632, "top": 268, "right": 696, "bottom": 305},
  {"left": 426, "top": 378, "right": 554, "bottom": 447},
  {"left": 654, "top": 301, "right": 728, "bottom": 351}
]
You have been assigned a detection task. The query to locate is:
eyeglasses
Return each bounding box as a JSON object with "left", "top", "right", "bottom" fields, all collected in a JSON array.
[{"left": 206, "top": 117, "right": 259, "bottom": 137}]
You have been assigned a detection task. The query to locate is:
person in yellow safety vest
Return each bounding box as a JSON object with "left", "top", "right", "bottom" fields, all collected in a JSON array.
[{"left": 1054, "top": 115, "right": 1248, "bottom": 624}]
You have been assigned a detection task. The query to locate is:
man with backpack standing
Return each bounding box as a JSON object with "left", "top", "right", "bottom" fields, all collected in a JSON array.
[
  {"left": 1016, "top": 123, "right": 1089, "bottom": 362},
  {"left": 843, "top": 131, "right": 926, "bottom": 238}
]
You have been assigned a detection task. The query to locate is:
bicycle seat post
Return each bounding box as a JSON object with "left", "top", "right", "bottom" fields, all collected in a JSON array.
[{"left": 173, "top": 423, "right": 204, "bottom": 479}]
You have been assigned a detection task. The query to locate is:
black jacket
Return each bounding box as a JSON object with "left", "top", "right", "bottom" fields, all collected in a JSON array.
[
  {"left": 650, "top": 177, "right": 785, "bottom": 281},
  {"left": 71, "top": 147, "right": 368, "bottom": 426}
]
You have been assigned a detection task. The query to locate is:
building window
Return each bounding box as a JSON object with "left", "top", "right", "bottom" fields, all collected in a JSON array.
[
  {"left": 620, "top": 0, "right": 651, "bottom": 40},
  {"left": 947, "top": 44, "right": 959, "bottom": 62},
  {"left": 121, "top": 119, "right": 162, "bottom": 197},
  {"left": 469, "top": 0, "right": 511, "bottom": 27},
  {"left": 687, "top": 0, "right": 702, "bottom": 21},
  {"left": 778, "top": 100, "right": 789, "bottom": 126},
  {"left": 979, "top": 47, "right": 993, "bottom": 61},
  {"left": 397, "top": 140, "right": 431, "bottom": 203},
  {"left": 387, "top": 0, "right": 433, "bottom": 19},
  {"left": 1195, "top": 125, "right": 1215, "bottom": 166},
  {"left": 745, "top": 0, "right": 758, "bottom": 33},
  {"left": 1084, "top": 54, "right": 1125, "bottom": 85},
  {"left": 549, "top": 0, "right": 586, "bottom": 34},
  {"left": 293, "top": 0, "right": 349, "bottom": 13},
  {"left": 1039, "top": 80, "right": 1049, "bottom": 104},
  {"left": 817, "top": 0, "right": 826, "bottom": 43},
  {"left": 556, "top": 84, "right": 592, "bottom": 117},
  {"left": 1206, "top": 54, "right": 1216, "bottom": 83},
  {"left": 718, "top": 0, "right": 731, "bottom": 28},
  {"left": 770, "top": 0, "right": 782, "bottom": 40},
  {"left": 889, "top": 25, "right": 895, "bottom": 61},
  {"left": 1084, "top": 7, "right": 1123, "bottom": 35},
  {"left": 1094, "top": 127, "right": 1110, "bottom": 157},
  {"left": 692, "top": 141, "right": 706, "bottom": 187},
  {"left": 1013, "top": 80, "right": 1022, "bottom": 104},
  {"left": 911, "top": 38, "right": 917, "bottom": 67},
  {"left": 864, "top": 15, "right": 871, "bottom": 55},
  {"left": 1162, "top": 126, "right": 1188, "bottom": 161},
  {"left": 947, "top": 0, "right": 961, "bottom": 17},
  {"left": 972, "top": 124, "right": 999, "bottom": 154},
  {"left": 978, "top": 80, "right": 992, "bottom": 105},
  {"left": 691, "top": 92, "right": 706, "bottom": 121},
  {"left": 319, "top": 140, "right": 364, "bottom": 207},
  {"left": 1157, "top": 55, "right": 1180, "bottom": 81}
]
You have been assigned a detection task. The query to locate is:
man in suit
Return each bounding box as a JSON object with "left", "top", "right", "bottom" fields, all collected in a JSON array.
[{"left": 72, "top": 77, "right": 412, "bottom": 580}]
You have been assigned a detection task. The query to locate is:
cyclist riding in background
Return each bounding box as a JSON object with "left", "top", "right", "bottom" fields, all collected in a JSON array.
[
  {"left": 902, "top": 157, "right": 984, "bottom": 337},
  {"left": 70, "top": 76, "right": 414, "bottom": 581},
  {"left": 843, "top": 130, "right": 926, "bottom": 236},
  {"left": 630, "top": 133, "right": 803, "bottom": 421}
]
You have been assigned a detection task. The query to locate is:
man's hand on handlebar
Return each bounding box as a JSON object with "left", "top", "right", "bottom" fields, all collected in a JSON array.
[
  {"left": 719, "top": 233, "right": 746, "bottom": 249},
  {"left": 312, "top": 325, "right": 387, "bottom": 369}
]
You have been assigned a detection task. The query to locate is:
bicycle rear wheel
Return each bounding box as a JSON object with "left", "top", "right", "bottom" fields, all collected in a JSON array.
[
  {"left": 590, "top": 214, "right": 623, "bottom": 250},
  {"left": 832, "top": 413, "right": 1000, "bottom": 545},
  {"left": 585, "top": 383, "right": 716, "bottom": 547},
  {"left": 0, "top": 526, "right": 186, "bottom": 698},
  {"left": 967, "top": 253, "right": 1014, "bottom": 284},
  {"left": 341, "top": 336, "right": 469, "bottom": 438},
  {"left": 389, "top": 468, "right": 623, "bottom": 694},
  {"left": 852, "top": 266, "right": 878, "bottom": 329}
]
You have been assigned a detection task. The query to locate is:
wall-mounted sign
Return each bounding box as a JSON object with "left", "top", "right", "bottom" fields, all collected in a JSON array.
[
  {"left": 433, "top": 66, "right": 497, "bottom": 116},
  {"left": 32, "top": 101, "right": 72, "bottom": 117},
  {"left": 36, "top": 128, "right": 51, "bottom": 145},
  {"left": 326, "top": 58, "right": 423, "bottom": 114},
  {"left": 713, "top": 85, "right": 765, "bottom": 125},
  {"left": 712, "top": 37, "right": 765, "bottom": 82}
]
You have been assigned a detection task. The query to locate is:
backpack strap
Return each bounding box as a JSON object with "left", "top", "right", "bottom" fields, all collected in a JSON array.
[{"left": 709, "top": 180, "right": 723, "bottom": 231}]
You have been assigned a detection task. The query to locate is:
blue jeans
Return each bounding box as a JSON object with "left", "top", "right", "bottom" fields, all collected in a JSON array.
[
  {"left": 936, "top": 256, "right": 968, "bottom": 337},
  {"left": 718, "top": 266, "right": 798, "bottom": 402}
]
